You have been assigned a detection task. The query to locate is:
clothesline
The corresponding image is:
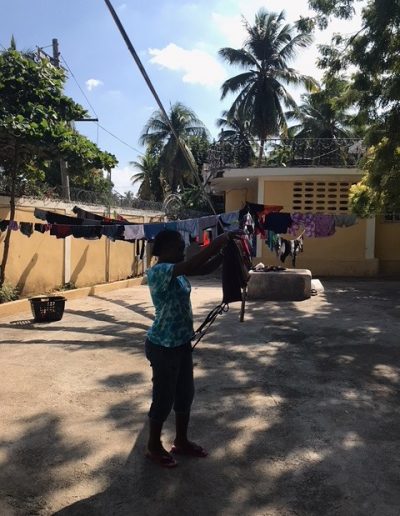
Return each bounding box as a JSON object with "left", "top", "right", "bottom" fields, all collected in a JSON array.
[{"left": 0, "top": 209, "right": 241, "bottom": 242}]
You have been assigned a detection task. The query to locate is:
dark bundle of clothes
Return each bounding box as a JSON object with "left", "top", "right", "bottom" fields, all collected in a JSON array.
[
  {"left": 192, "top": 237, "right": 252, "bottom": 349},
  {"left": 222, "top": 238, "right": 252, "bottom": 303},
  {"left": 273, "top": 234, "right": 304, "bottom": 267}
]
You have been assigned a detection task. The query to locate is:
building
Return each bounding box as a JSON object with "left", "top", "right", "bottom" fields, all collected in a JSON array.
[{"left": 210, "top": 138, "right": 400, "bottom": 276}]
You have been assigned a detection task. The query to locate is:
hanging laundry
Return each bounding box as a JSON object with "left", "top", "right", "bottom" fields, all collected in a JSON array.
[
  {"left": 102, "top": 225, "right": 124, "bottom": 241},
  {"left": 240, "top": 203, "right": 283, "bottom": 237},
  {"left": 72, "top": 206, "right": 129, "bottom": 224},
  {"left": 176, "top": 219, "right": 199, "bottom": 245},
  {"left": 273, "top": 235, "right": 304, "bottom": 267},
  {"left": 243, "top": 212, "right": 255, "bottom": 235},
  {"left": 123, "top": 224, "right": 145, "bottom": 240},
  {"left": 9, "top": 221, "right": 19, "bottom": 231},
  {"left": 291, "top": 236, "right": 304, "bottom": 267},
  {"left": 198, "top": 215, "right": 217, "bottom": 230},
  {"left": 34, "top": 223, "right": 50, "bottom": 233},
  {"left": 198, "top": 215, "right": 218, "bottom": 241},
  {"left": 314, "top": 214, "right": 336, "bottom": 237},
  {"left": 164, "top": 221, "right": 178, "bottom": 232},
  {"left": 222, "top": 238, "right": 251, "bottom": 304},
  {"left": 35, "top": 209, "right": 83, "bottom": 226},
  {"left": 144, "top": 223, "right": 166, "bottom": 241},
  {"left": 19, "top": 222, "right": 34, "bottom": 237},
  {"left": 34, "top": 208, "right": 47, "bottom": 221},
  {"left": 265, "top": 230, "right": 278, "bottom": 252},
  {"left": 218, "top": 211, "right": 240, "bottom": 231},
  {"left": 72, "top": 206, "right": 103, "bottom": 221},
  {"left": 334, "top": 214, "right": 357, "bottom": 227},
  {"left": 0, "top": 220, "right": 9, "bottom": 232},
  {"left": 264, "top": 212, "right": 293, "bottom": 234},
  {"left": 71, "top": 226, "right": 102, "bottom": 239},
  {"left": 50, "top": 225, "right": 73, "bottom": 239},
  {"left": 289, "top": 213, "right": 316, "bottom": 238},
  {"left": 139, "top": 239, "right": 146, "bottom": 260}
]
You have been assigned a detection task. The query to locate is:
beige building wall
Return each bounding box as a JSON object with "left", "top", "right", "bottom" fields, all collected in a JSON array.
[
  {"left": 225, "top": 175, "right": 386, "bottom": 276},
  {"left": 375, "top": 216, "right": 400, "bottom": 275},
  {"left": 260, "top": 180, "right": 378, "bottom": 276},
  {"left": 225, "top": 187, "right": 257, "bottom": 213},
  {"left": 0, "top": 205, "right": 65, "bottom": 294},
  {"left": 0, "top": 197, "right": 164, "bottom": 296}
]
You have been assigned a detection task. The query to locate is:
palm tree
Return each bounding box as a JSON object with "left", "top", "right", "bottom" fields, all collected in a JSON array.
[
  {"left": 287, "top": 79, "right": 353, "bottom": 139},
  {"left": 216, "top": 110, "right": 255, "bottom": 166},
  {"left": 219, "top": 9, "right": 318, "bottom": 164},
  {"left": 139, "top": 102, "right": 209, "bottom": 192},
  {"left": 130, "top": 151, "right": 163, "bottom": 201}
]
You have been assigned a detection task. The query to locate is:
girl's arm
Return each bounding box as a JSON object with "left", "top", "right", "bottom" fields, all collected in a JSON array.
[
  {"left": 196, "top": 253, "right": 224, "bottom": 276},
  {"left": 173, "top": 233, "right": 230, "bottom": 277}
]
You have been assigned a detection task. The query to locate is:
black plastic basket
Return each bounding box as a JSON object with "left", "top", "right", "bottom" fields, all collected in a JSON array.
[{"left": 29, "top": 296, "right": 66, "bottom": 322}]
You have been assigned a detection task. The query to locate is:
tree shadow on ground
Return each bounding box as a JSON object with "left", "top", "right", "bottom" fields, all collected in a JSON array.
[
  {"left": 1, "top": 279, "right": 400, "bottom": 515},
  {"left": 47, "top": 279, "right": 400, "bottom": 516},
  {"left": 0, "top": 412, "right": 92, "bottom": 515}
]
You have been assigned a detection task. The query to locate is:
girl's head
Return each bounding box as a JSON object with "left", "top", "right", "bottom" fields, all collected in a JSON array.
[{"left": 152, "top": 230, "right": 185, "bottom": 263}]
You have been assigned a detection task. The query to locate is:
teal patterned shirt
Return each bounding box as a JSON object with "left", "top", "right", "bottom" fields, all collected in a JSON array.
[{"left": 147, "top": 262, "right": 194, "bottom": 347}]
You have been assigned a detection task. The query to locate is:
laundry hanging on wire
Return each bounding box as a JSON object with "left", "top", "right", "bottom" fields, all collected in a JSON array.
[
  {"left": 0, "top": 207, "right": 241, "bottom": 243},
  {"left": 238, "top": 202, "right": 358, "bottom": 266}
]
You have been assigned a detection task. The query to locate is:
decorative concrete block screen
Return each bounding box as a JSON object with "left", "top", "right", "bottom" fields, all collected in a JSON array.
[{"left": 292, "top": 181, "right": 352, "bottom": 213}]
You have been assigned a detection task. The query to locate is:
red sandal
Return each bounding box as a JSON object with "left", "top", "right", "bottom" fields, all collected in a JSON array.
[
  {"left": 145, "top": 450, "right": 178, "bottom": 468},
  {"left": 170, "top": 443, "right": 208, "bottom": 458}
]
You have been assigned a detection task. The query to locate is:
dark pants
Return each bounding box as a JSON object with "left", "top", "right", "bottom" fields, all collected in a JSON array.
[{"left": 145, "top": 339, "right": 194, "bottom": 424}]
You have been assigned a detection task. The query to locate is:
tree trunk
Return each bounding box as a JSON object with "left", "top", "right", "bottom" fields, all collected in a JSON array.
[
  {"left": 257, "top": 138, "right": 265, "bottom": 166},
  {"left": 0, "top": 142, "right": 18, "bottom": 288}
]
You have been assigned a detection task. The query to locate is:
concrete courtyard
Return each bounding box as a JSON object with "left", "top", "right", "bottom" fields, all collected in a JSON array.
[{"left": 0, "top": 278, "right": 400, "bottom": 516}]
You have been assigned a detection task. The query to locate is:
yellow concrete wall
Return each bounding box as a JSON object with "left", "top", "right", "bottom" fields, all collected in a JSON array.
[
  {"left": 109, "top": 240, "right": 136, "bottom": 282},
  {"left": 225, "top": 187, "right": 257, "bottom": 213},
  {"left": 0, "top": 205, "right": 65, "bottom": 294},
  {"left": 0, "top": 199, "right": 163, "bottom": 296},
  {"left": 375, "top": 216, "right": 400, "bottom": 275},
  {"left": 261, "top": 180, "right": 379, "bottom": 276},
  {"left": 70, "top": 237, "right": 107, "bottom": 288}
]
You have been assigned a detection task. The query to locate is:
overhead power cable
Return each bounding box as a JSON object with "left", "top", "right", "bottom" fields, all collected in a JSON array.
[
  {"left": 97, "top": 124, "right": 145, "bottom": 156},
  {"left": 60, "top": 53, "right": 99, "bottom": 119},
  {"left": 103, "top": 0, "right": 219, "bottom": 218},
  {"left": 60, "top": 52, "right": 144, "bottom": 156}
]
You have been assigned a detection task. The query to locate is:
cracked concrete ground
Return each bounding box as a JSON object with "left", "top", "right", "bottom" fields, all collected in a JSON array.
[{"left": 0, "top": 278, "right": 400, "bottom": 516}]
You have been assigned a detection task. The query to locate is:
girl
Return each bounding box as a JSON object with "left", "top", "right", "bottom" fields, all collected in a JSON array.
[{"left": 145, "top": 229, "right": 234, "bottom": 467}]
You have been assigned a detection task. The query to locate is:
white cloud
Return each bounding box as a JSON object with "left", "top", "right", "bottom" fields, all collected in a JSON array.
[
  {"left": 148, "top": 43, "right": 226, "bottom": 87},
  {"left": 212, "top": 12, "right": 247, "bottom": 48},
  {"left": 118, "top": 3, "right": 127, "bottom": 10},
  {"left": 85, "top": 78, "right": 103, "bottom": 91},
  {"left": 110, "top": 165, "right": 138, "bottom": 195}
]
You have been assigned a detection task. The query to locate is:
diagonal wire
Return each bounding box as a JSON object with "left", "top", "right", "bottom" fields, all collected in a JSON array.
[
  {"left": 103, "top": 0, "right": 219, "bottom": 218},
  {"left": 97, "top": 123, "right": 145, "bottom": 156},
  {"left": 60, "top": 53, "right": 145, "bottom": 156},
  {"left": 60, "top": 53, "right": 99, "bottom": 119}
]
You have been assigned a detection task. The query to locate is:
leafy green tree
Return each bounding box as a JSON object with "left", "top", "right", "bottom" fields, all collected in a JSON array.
[
  {"left": 139, "top": 102, "right": 209, "bottom": 192},
  {"left": 219, "top": 9, "right": 318, "bottom": 164},
  {"left": 131, "top": 147, "right": 163, "bottom": 201},
  {"left": 0, "top": 45, "right": 117, "bottom": 286},
  {"left": 287, "top": 77, "right": 354, "bottom": 139},
  {"left": 303, "top": 0, "right": 400, "bottom": 214}
]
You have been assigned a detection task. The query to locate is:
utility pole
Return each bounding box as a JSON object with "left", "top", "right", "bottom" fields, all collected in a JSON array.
[{"left": 52, "top": 38, "right": 70, "bottom": 201}]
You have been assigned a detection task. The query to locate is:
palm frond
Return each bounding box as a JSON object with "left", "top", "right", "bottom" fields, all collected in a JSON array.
[
  {"left": 220, "top": 71, "right": 256, "bottom": 99},
  {"left": 218, "top": 48, "right": 259, "bottom": 69}
]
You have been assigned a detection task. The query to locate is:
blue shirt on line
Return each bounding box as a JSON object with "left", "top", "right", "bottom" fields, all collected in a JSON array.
[{"left": 147, "top": 262, "right": 194, "bottom": 347}]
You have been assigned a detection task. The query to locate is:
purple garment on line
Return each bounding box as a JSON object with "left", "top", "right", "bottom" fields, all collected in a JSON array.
[
  {"left": 288, "top": 213, "right": 316, "bottom": 238},
  {"left": 314, "top": 214, "right": 336, "bottom": 237}
]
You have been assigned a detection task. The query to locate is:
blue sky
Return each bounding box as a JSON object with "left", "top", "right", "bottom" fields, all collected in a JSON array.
[{"left": 1, "top": 0, "right": 361, "bottom": 194}]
